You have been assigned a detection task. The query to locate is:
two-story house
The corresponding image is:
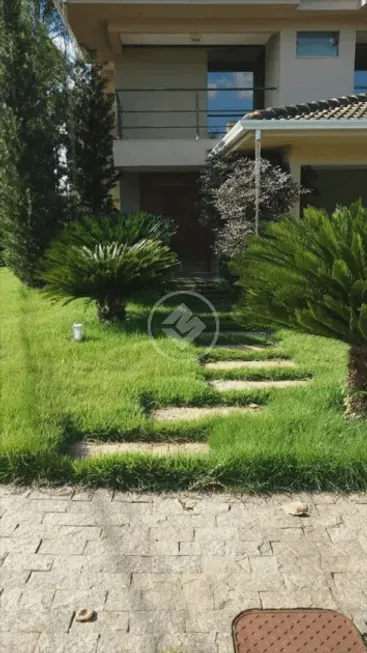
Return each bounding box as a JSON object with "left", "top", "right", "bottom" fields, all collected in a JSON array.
[{"left": 64, "top": 0, "right": 367, "bottom": 271}]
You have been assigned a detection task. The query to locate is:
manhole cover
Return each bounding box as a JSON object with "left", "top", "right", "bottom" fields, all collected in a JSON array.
[{"left": 233, "top": 609, "right": 366, "bottom": 653}]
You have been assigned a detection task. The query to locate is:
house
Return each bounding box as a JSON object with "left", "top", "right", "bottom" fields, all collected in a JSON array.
[
  {"left": 64, "top": 0, "right": 367, "bottom": 270},
  {"left": 211, "top": 92, "right": 367, "bottom": 217}
]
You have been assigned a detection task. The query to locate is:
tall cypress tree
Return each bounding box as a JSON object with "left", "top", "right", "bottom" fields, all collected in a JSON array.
[
  {"left": 70, "top": 51, "right": 119, "bottom": 215},
  {"left": 1, "top": 0, "right": 67, "bottom": 285},
  {"left": 0, "top": 0, "right": 20, "bottom": 264}
]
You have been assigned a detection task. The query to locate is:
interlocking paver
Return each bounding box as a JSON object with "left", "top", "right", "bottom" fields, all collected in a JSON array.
[
  {"left": 35, "top": 633, "right": 99, "bottom": 653},
  {"left": 0, "top": 632, "right": 40, "bottom": 653},
  {"left": 0, "top": 487, "right": 366, "bottom": 652}
]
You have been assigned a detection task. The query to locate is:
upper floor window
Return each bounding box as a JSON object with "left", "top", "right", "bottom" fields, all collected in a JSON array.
[{"left": 296, "top": 32, "right": 339, "bottom": 57}]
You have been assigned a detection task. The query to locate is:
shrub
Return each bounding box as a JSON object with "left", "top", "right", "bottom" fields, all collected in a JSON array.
[
  {"left": 199, "top": 154, "right": 301, "bottom": 259},
  {"left": 42, "top": 212, "right": 179, "bottom": 321},
  {"left": 215, "top": 158, "right": 301, "bottom": 257},
  {"left": 232, "top": 201, "right": 367, "bottom": 417}
]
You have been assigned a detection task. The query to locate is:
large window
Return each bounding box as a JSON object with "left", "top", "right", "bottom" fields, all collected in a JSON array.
[
  {"left": 207, "top": 71, "right": 254, "bottom": 138},
  {"left": 296, "top": 32, "right": 339, "bottom": 57},
  {"left": 355, "top": 42, "right": 367, "bottom": 93},
  {"left": 206, "top": 46, "right": 264, "bottom": 138},
  {"left": 355, "top": 70, "right": 367, "bottom": 93}
]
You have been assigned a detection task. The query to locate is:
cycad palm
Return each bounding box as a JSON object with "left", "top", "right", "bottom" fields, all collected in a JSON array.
[
  {"left": 42, "top": 212, "right": 179, "bottom": 321},
  {"left": 233, "top": 201, "right": 367, "bottom": 417}
]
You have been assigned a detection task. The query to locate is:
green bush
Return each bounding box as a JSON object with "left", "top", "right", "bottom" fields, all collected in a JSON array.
[
  {"left": 232, "top": 201, "right": 367, "bottom": 417},
  {"left": 42, "top": 212, "right": 179, "bottom": 320}
]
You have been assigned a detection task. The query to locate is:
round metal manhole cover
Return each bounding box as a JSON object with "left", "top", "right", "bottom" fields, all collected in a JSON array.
[{"left": 233, "top": 609, "right": 366, "bottom": 653}]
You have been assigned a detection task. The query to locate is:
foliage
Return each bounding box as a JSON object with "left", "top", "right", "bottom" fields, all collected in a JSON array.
[
  {"left": 1, "top": 0, "right": 67, "bottom": 285},
  {"left": 1, "top": 268, "right": 366, "bottom": 490},
  {"left": 68, "top": 49, "right": 119, "bottom": 216},
  {"left": 59, "top": 210, "right": 176, "bottom": 248},
  {"left": 232, "top": 201, "right": 367, "bottom": 416},
  {"left": 42, "top": 212, "right": 179, "bottom": 320},
  {"left": 216, "top": 158, "right": 301, "bottom": 257},
  {"left": 199, "top": 152, "right": 241, "bottom": 230},
  {"left": 199, "top": 154, "right": 301, "bottom": 258}
]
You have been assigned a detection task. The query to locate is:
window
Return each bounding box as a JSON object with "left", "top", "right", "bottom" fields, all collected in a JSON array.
[
  {"left": 354, "top": 70, "right": 367, "bottom": 93},
  {"left": 355, "top": 43, "right": 367, "bottom": 93},
  {"left": 207, "top": 71, "right": 254, "bottom": 137},
  {"left": 296, "top": 32, "right": 339, "bottom": 57}
]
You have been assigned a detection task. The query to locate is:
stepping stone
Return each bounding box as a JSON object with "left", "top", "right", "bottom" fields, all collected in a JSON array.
[
  {"left": 205, "top": 360, "right": 295, "bottom": 370},
  {"left": 153, "top": 405, "right": 260, "bottom": 422},
  {"left": 215, "top": 344, "right": 269, "bottom": 351},
  {"left": 72, "top": 441, "right": 209, "bottom": 458},
  {"left": 211, "top": 379, "right": 310, "bottom": 391},
  {"left": 203, "top": 331, "right": 268, "bottom": 338}
]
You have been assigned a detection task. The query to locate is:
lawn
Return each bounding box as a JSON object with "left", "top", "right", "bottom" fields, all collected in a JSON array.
[{"left": 1, "top": 268, "right": 366, "bottom": 491}]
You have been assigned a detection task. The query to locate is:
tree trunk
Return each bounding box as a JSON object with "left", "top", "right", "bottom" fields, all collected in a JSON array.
[
  {"left": 346, "top": 344, "right": 367, "bottom": 418},
  {"left": 97, "top": 297, "right": 126, "bottom": 322}
]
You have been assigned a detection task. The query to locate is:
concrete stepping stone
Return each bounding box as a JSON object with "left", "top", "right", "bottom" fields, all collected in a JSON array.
[
  {"left": 203, "top": 330, "right": 268, "bottom": 338},
  {"left": 211, "top": 379, "right": 310, "bottom": 391},
  {"left": 72, "top": 441, "right": 209, "bottom": 458},
  {"left": 153, "top": 405, "right": 260, "bottom": 422},
  {"left": 215, "top": 344, "right": 269, "bottom": 351},
  {"left": 205, "top": 360, "right": 295, "bottom": 370}
]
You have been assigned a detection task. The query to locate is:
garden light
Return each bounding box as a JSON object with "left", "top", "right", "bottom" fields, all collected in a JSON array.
[{"left": 72, "top": 323, "right": 84, "bottom": 342}]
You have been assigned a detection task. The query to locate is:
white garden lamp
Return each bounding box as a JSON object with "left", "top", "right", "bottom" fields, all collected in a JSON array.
[{"left": 72, "top": 323, "right": 84, "bottom": 342}]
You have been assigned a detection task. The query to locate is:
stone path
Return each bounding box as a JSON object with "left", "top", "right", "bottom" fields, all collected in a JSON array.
[
  {"left": 204, "top": 361, "right": 296, "bottom": 370},
  {"left": 1, "top": 487, "right": 366, "bottom": 653},
  {"left": 211, "top": 379, "right": 311, "bottom": 391},
  {"left": 152, "top": 406, "right": 260, "bottom": 422},
  {"left": 72, "top": 442, "right": 210, "bottom": 458}
]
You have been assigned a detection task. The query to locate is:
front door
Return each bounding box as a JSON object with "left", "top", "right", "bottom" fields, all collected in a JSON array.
[{"left": 140, "top": 172, "right": 213, "bottom": 273}]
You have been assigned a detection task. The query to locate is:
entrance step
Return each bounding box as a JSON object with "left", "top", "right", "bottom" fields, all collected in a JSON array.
[
  {"left": 72, "top": 441, "right": 209, "bottom": 458},
  {"left": 152, "top": 405, "right": 261, "bottom": 422},
  {"left": 204, "top": 360, "right": 296, "bottom": 370},
  {"left": 211, "top": 379, "right": 310, "bottom": 391}
]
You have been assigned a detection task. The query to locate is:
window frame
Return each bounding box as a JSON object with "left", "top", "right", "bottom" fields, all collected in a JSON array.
[{"left": 296, "top": 31, "right": 340, "bottom": 59}]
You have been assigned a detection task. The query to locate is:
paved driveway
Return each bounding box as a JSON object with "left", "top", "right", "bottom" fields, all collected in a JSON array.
[{"left": 1, "top": 487, "right": 366, "bottom": 653}]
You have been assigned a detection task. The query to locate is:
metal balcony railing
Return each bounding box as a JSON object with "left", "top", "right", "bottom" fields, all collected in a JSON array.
[{"left": 115, "top": 86, "right": 277, "bottom": 139}]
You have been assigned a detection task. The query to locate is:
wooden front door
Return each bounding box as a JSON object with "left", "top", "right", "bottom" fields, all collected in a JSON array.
[{"left": 140, "top": 173, "right": 213, "bottom": 272}]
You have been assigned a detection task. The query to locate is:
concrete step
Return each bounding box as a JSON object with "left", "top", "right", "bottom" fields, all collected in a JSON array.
[
  {"left": 152, "top": 405, "right": 261, "bottom": 422},
  {"left": 204, "top": 360, "right": 296, "bottom": 370},
  {"left": 211, "top": 379, "right": 311, "bottom": 391},
  {"left": 72, "top": 442, "right": 209, "bottom": 458}
]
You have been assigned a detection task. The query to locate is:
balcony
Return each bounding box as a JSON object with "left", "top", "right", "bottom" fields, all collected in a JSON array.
[{"left": 113, "top": 85, "right": 275, "bottom": 168}]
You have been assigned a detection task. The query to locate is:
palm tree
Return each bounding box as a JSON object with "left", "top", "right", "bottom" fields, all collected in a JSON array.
[{"left": 232, "top": 201, "right": 367, "bottom": 417}]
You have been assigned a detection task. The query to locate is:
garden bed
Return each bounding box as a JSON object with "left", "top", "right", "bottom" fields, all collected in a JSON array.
[{"left": 1, "top": 269, "right": 366, "bottom": 492}]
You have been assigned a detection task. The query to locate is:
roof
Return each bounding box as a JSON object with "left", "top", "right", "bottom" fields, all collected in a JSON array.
[{"left": 242, "top": 93, "right": 367, "bottom": 121}]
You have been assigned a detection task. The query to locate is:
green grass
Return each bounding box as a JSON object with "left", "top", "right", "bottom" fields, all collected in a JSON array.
[{"left": 1, "top": 268, "right": 366, "bottom": 491}]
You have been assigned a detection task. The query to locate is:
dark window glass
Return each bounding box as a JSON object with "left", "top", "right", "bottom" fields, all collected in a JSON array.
[{"left": 296, "top": 32, "right": 339, "bottom": 57}]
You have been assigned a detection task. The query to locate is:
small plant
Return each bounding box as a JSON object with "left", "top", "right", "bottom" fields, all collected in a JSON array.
[
  {"left": 232, "top": 201, "right": 367, "bottom": 417},
  {"left": 42, "top": 211, "right": 179, "bottom": 321}
]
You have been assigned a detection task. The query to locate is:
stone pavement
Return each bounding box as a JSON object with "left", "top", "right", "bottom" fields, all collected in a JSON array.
[{"left": 0, "top": 486, "right": 366, "bottom": 653}]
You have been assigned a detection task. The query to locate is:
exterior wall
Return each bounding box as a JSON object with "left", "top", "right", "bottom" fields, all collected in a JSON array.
[
  {"left": 113, "top": 137, "right": 216, "bottom": 167},
  {"left": 115, "top": 47, "right": 208, "bottom": 139},
  {"left": 276, "top": 28, "right": 356, "bottom": 105},
  {"left": 265, "top": 34, "right": 280, "bottom": 107}
]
